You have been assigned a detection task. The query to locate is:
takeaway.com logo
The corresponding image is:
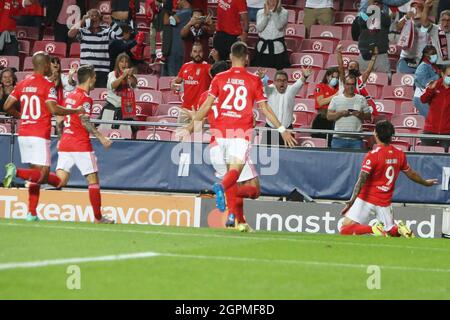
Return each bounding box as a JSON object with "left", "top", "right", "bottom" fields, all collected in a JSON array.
[{"left": 0, "top": 195, "right": 193, "bottom": 226}]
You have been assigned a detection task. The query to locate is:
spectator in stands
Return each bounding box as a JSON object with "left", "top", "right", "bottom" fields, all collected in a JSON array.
[
  {"left": 171, "top": 42, "right": 211, "bottom": 123},
  {"left": 247, "top": 0, "right": 265, "bottom": 22},
  {"left": 111, "top": 0, "right": 140, "bottom": 31},
  {"left": 414, "top": 45, "right": 441, "bottom": 116},
  {"left": 163, "top": 0, "right": 193, "bottom": 76},
  {"left": 359, "top": 0, "right": 410, "bottom": 13},
  {"left": 45, "top": 0, "right": 87, "bottom": 43},
  {"left": 421, "top": 1, "right": 450, "bottom": 67},
  {"left": 259, "top": 67, "right": 312, "bottom": 146},
  {"left": 68, "top": 9, "right": 123, "bottom": 88},
  {"left": 48, "top": 56, "right": 77, "bottom": 106},
  {"left": 336, "top": 44, "right": 378, "bottom": 117},
  {"left": 181, "top": 9, "right": 215, "bottom": 63},
  {"left": 303, "top": 0, "right": 335, "bottom": 37},
  {"left": 213, "top": 0, "right": 249, "bottom": 61},
  {"left": 100, "top": 53, "right": 137, "bottom": 131},
  {"left": 252, "top": 0, "right": 290, "bottom": 70},
  {"left": 148, "top": 0, "right": 164, "bottom": 63},
  {"left": 327, "top": 75, "right": 372, "bottom": 149},
  {"left": 437, "top": 0, "right": 450, "bottom": 23},
  {"left": 396, "top": 0, "right": 429, "bottom": 74},
  {"left": 419, "top": 65, "right": 450, "bottom": 151},
  {"left": 0, "top": 68, "right": 17, "bottom": 113},
  {"left": 109, "top": 24, "right": 138, "bottom": 71},
  {"left": 311, "top": 67, "right": 339, "bottom": 146},
  {"left": 357, "top": 0, "right": 392, "bottom": 75}
]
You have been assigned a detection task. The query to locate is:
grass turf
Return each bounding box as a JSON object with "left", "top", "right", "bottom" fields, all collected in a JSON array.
[{"left": 0, "top": 218, "right": 449, "bottom": 300}]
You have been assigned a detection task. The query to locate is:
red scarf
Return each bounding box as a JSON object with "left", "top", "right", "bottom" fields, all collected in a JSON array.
[
  {"left": 437, "top": 26, "right": 449, "bottom": 61},
  {"left": 422, "top": 56, "right": 442, "bottom": 74},
  {"left": 116, "top": 70, "right": 136, "bottom": 118}
]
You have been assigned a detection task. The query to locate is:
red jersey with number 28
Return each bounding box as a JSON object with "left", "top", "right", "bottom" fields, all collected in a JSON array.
[
  {"left": 58, "top": 88, "right": 93, "bottom": 152},
  {"left": 208, "top": 67, "right": 266, "bottom": 139},
  {"left": 9, "top": 74, "right": 58, "bottom": 140},
  {"left": 358, "top": 144, "right": 410, "bottom": 206}
]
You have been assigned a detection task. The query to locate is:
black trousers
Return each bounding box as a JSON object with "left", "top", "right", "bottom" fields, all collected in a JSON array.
[{"left": 213, "top": 31, "right": 238, "bottom": 61}]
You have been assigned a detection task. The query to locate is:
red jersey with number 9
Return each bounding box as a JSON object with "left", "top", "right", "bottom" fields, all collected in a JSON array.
[
  {"left": 208, "top": 67, "right": 266, "bottom": 139},
  {"left": 9, "top": 74, "right": 58, "bottom": 140},
  {"left": 58, "top": 88, "right": 93, "bottom": 152},
  {"left": 358, "top": 144, "right": 410, "bottom": 206}
]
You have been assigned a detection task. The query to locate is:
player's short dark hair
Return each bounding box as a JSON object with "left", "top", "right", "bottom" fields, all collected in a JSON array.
[
  {"left": 274, "top": 70, "right": 288, "bottom": 80},
  {"left": 375, "top": 120, "right": 395, "bottom": 144},
  {"left": 77, "top": 65, "right": 95, "bottom": 84},
  {"left": 231, "top": 41, "right": 248, "bottom": 59},
  {"left": 210, "top": 61, "right": 229, "bottom": 78}
]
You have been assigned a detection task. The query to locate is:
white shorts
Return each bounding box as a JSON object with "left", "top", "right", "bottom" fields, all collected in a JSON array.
[
  {"left": 346, "top": 198, "right": 395, "bottom": 231},
  {"left": 18, "top": 136, "right": 51, "bottom": 167},
  {"left": 56, "top": 152, "right": 98, "bottom": 176},
  {"left": 209, "top": 142, "right": 257, "bottom": 183},
  {"left": 214, "top": 137, "right": 250, "bottom": 163}
]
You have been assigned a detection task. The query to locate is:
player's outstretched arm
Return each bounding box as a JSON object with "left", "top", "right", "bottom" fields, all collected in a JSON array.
[
  {"left": 46, "top": 101, "right": 84, "bottom": 116},
  {"left": 2, "top": 96, "right": 21, "bottom": 119},
  {"left": 341, "top": 171, "right": 369, "bottom": 215},
  {"left": 259, "top": 101, "right": 297, "bottom": 148},
  {"left": 80, "top": 114, "right": 112, "bottom": 149},
  {"left": 403, "top": 168, "right": 439, "bottom": 187}
]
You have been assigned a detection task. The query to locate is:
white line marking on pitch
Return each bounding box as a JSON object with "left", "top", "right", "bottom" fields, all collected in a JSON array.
[
  {"left": 0, "top": 251, "right": 449, "bottom": 274},
  {"left": 0, "top": 252, "right": 160, "bottom": 271},
  {"left": 1, "top": 221, "right": 449, "bottom": 253}
]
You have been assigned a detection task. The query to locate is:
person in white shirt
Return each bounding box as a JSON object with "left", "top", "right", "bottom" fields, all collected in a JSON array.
[
  {"left": 258, "top": 66, "right": 312, "bottom": 145},
  {"left": 303, "top": 0, "right": 335, "bottom": 37}
]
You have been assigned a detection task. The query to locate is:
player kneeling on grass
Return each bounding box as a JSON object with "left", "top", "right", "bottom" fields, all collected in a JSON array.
[
  {"left": 340, "top": 120, "right": 438, "bottom": 237},
  {"left": 55, "top": 65, "right": 114, "bottom": 224},
  {"left": 179, "top": 42, "right": 297, "bottom": 232}
]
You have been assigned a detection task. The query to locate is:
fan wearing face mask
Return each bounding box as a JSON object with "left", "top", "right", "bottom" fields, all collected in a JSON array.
[{"left": 413, "top": 45, "right": 441, "bottom": 117}]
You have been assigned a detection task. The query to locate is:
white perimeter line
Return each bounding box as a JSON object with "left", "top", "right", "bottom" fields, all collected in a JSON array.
[
  {"left": 0, "top": 251, "right": 449, "bottom": 273},
  {"left": 1, "top": 221, "right": 449, "bottom": 253},
  {"left": 0, "top": 252, "right": 160, "bottom": 271}
]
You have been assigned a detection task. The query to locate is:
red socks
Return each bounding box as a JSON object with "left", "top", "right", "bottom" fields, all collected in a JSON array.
[
  {"left": 88, "top": 184, "right": 102, "bottom": 220},
  {"left": 28, "top": 183, "right": 40, "bottom": 216},
  {"left": 225, "top": 183, "right": 237, "bottom": 216},
  {"left": 222, "top": 169, "right": 239, "bottom": 191},
  {"left": 234, "top": 196, "right": 245, "bottom": 224},
  {"left": 340, "top": 224, "right": 373, "bottom": 235},
  {"left": 236, "top": 185, "right": 259, "bottom": 199},
  {"left": 47, "top": 173, "right": 62, "bottom": 188},
  {"left": 388, "top": 225, "right": 401, "bottom": 237},
  {"left": 17, "top": 168, "right": 42, "bottom": 183}
]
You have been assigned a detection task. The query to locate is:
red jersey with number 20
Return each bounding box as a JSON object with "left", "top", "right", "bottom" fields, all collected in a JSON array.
[
  {"left": 9, "top": 74, "right": 58, "bottom": 140},
  {"left": 58, "top": 88, "right": 93, "bottom": 152},
  {"left": 358, "top": 144, "right": 410, "bottom": 206},
  {"left": 208, "top": 67, "right": 266, "bottom": 139}
]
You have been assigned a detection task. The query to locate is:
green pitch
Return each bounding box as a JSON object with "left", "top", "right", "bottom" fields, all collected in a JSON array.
[{"left": 0, "top": 218, "right": 449, "bottom": 300}]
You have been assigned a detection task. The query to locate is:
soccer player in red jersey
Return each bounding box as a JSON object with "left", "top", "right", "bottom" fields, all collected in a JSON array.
[
  {"left": 2, "top": 51, "right": 84, "bottom": 222},
  {"left": 340, "top": 120, "right": 438, "bottom": 237},
  {"left": 55, "top": 65, "right": 114, "bottom": 224},
  {"left": 182, "top": 42, "right": 297, "bottom": 231},
  {"left": 171, "top": 42, "right": 211, "bottom": 122}
]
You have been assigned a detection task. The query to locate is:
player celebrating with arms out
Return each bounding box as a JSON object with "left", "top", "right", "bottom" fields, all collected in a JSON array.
[
  {"left": 2, "top": 52, "right": 84, "bottom": 222},
  {"left": 340, "top": 120, "right": 438, "bottom": 237},
  {"left": 181, "top": 41, "right": 297, "bottom": 231},
  {"left": 55, "top": 65, "right": 114, "bottom": 224}
]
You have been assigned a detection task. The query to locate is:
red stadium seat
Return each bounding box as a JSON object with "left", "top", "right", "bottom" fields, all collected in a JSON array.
[
  {"left": 296, "top": 10, "right": 304, "bottom": 24},
  {"left": 32, "top": 41, "right": 67, "bottom": 58},
  {"left": 135, "top": 89, "right": 162, "bottom": 104},
  {"left": 91, "top": 100, "right": 104, "bottom": 118},
  {"left": 297, "top": 137, "right": 327, "bottom": 148},
  {"left": 135, "top": 74, "right": 158, "bottom": 90},
  {"left": 284, "top": 68, "right": 307, "bottom": 83},
  {"left": 293, "top": 98, "right": 315, "bottom": 112},
  {"left": 400, "top": 101, "right": 418, "bottom": 115},
  {"left": 42, "top": 27, "right": 55, "bottom": 41},
  {"left": 135, "top": 102, "right": 155, "bottom": 117},
  {"left": 16, "top": 26, "right": 40, "bottom": 41},
  {"left": 98, "top": 129, "right": 132, "bottom": 139},
  {"left": 325, "top": 53, "right": 356, "bottom": 69},
  {"left": 293, "top": 111, "right": 314, "bottom": 127},
  {"left": 285, "top": 37, "right": 302, "bottom": 52},
  {"left": 287, "top": 9, "right": 297, "bottom": 23},
  {"left": 0, "top": 123, "right": 11, "bottom": 134},
  {"left": 290, "top": 52, "right": 324, "bottom": 70},
  {"left": 146, "top": 116, "right": 177, "bottom": 130},
  {"left": 343, "top": 0, "right": 361, "bottom": 12},
  {"left": 338, "top": 40, "right": 360, "bottom": 56},
  {"left": 335, "top": 12, "right": 357, "bottom": 32},
  {"left": 285, "top": 24, "right": 306, "bottom": 41},
  {"left": 393, "top": 128, "right": 422, "bottom": 146},
  {"left": 388, "top": 44, "right": 401, "bottom": 59},
  {"left": 162, "top": 91, "right": 183, "bottom": 104},
  {"left": 22, "top": 57, "right": 33, "bottom": 71},
  {"left": 18, "top": 40, "right": 31, "bottom": 56},
  {"left": 374, "top": 100, "right": 396, "bottom": 117},
  {"left": 381, "top": 86, "right": 414, "bottom": 107},
  {"left": 98, "top": 1, "right": 111, "bottom": 13},
  {"left": 155, "top": 104, "right": 182, "bottom": 117},
  {"left": 136, "top": 129, "right": 174, "bottom": 141},
  {"left": 69, "top": 42, "right": 80, "bottom": 58},
  {"left": 0, "top": 56, "right": 19, "bottom": 70},
  {"left": 60, "top": 58, "right": 80, "bottom": 72},
  {"left": 91, "top": 88, "right": 109, "bottom": 101},
  {"left": 364, "top": 84, "right": 380, "bottom": 99},
  {"left": 247, "top": 67, "right": 277, "bottom": 81},
  {"left": 413, "top": 145, "right": 446, "bottom": 153},
  {"left": 158, "top": 76, "right": 176, "bottom": 91},
  {"left": 391, "top": 73, "right": 415, "bottom": 87},
  {"left": 309, "top": 25, "right": 343, "bottom": 47},
  {"left": 248, "top": 22, "right": 258, "bottom": 35},
  {"left": 366, "top": 72, "right": 389, "bottom": 98},
  {"left": 391, "top": 114, "right": 425, "bottom": 130}
]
